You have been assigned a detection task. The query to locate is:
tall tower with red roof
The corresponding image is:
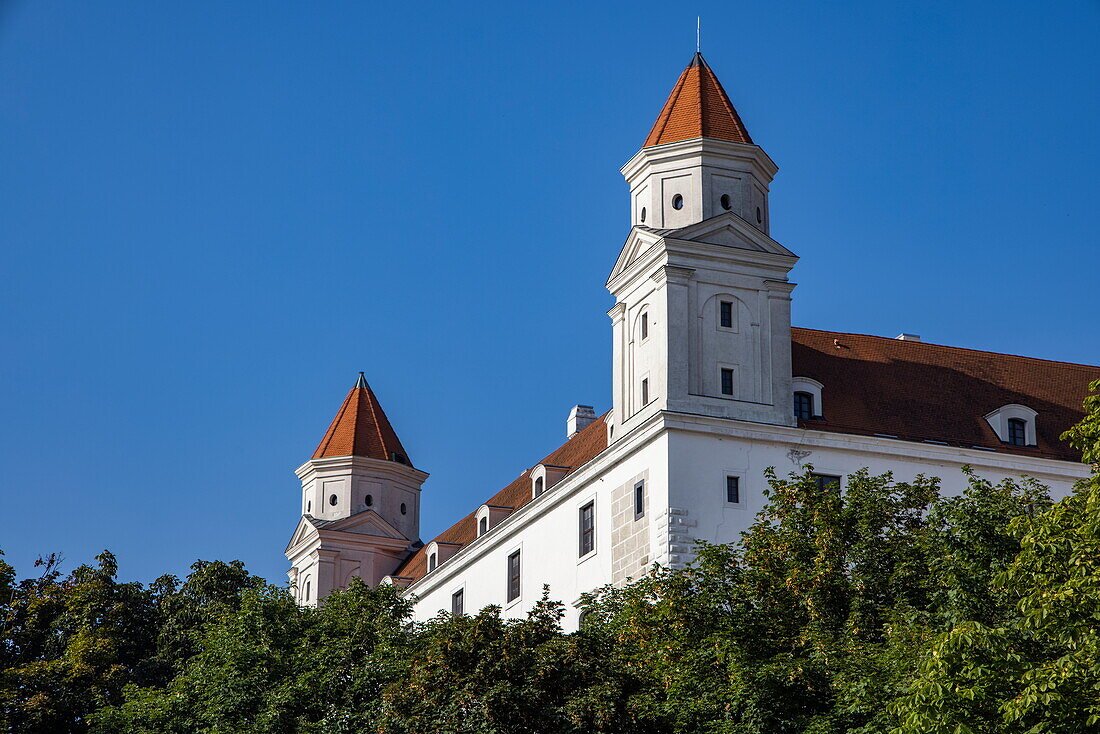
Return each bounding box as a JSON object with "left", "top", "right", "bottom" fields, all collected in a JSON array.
[
  {"left": 285, "top": 373, "right": 428, "bottom": 605},
  {"left": 606, "top": 53, "right": 798, "bottom": 442}
]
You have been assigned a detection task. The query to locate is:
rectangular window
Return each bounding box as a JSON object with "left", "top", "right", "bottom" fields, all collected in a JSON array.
[
  {"left": 578, "top": 501, "right": 595, "bottom": 556},
  {"left": 726, "top": 475, "right": 740, "bottom": 504},
  {"left": 634, "top": 481, "right": 645, "bottom": 519},
  {"left": 1007, "top": 418, "right": 1027, "bottom": 446},
  {"left": 719, "top": 301, "right": 733, "bottom": 328},
  {"left": 720, "top": 368, "right": 734, "bottom": 396},
  {"left": 507, "top": 550, "right": 521, "bottom": 602},
  {"left": 794, "top": 391, "right": 814, "bottom": 420},
  {"left": 451, "top": 589, "right": 464, "bottom": 615},
  {"left": 812, "top": 474, "right": 842, "bottom": 491},
  {"left": 641, "top": 312, "right": 649, "bottom": 340},
  {"left": 641, "top": 378, "right": 650, "bottom": 405}
]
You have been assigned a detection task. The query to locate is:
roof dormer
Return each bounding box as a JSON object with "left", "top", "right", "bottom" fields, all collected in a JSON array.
[
  {"left": 424, "top": 541, "right": 463, "bottom": 573},
  {"left": 531, "top": 463, "right": 572, "bottom": 499},
  {"left": 984, "top": 404, "right": 1038, "bottom": 447},
  {"left": 792, "top": 377, "right": 824, "bottom": 421},
  {"left": 475, "top": 504, "right": 513, "bottom": 537}
]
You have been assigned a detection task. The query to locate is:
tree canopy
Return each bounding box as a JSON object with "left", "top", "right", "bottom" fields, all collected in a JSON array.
[{"left": 3, "top": 380, "right": 1098, "bottom": 733}]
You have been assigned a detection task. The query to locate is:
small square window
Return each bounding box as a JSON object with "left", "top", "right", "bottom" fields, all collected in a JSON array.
[
  {"left": 719, "top": 301, "right": 733, "bottom": 328},
  {"left": 633, "top": 481, "right": 645, "bottom": 519},
  {"left": 507, "top": 550, "right": 521, "bottom": 602},
  {"left": 726, "top": 475, "right": 740, "bottom": 504},
  {"left": 641, "top": 312, "right": 649, "bottom": 340},
  {"left": 812, "top": 474, "right": 842, "bottom": 491},
  {"left": 578, "top": 501, "right": 595, "bottom": 557},
  {"left": 641, "top": 378, "right": 650, "bottom": 405},
  {"left": 720, "top": 368, "right": 734, "bottom": 396},
  {"left": 451, "top": 588, "right": 464, "bottom": 615}
]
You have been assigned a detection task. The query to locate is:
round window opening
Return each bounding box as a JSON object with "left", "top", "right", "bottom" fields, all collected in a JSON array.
[
  {"left": 400, "top": 502, "right": 407, "bottom": 515},
  {"left": 365, "top": 494, "right": 373, "bottom": 507},
  {"left": 672, "top": 194, "right": 684, "bottom": 210},
  {"left": 720, "top": 194, "right": 731, "bottom": 210},
  {"left": 756, "top": 206, "right": 762, "bottom": 224},
  {"left": 329, "top": 494, "right": 338, "bottom": 506},
  {"left": 640, "top": 206, "right": 647, "bottom": 223}
]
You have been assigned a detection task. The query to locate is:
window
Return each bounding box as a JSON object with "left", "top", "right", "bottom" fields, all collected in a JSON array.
[
  {"left": 812, "top": 474, "right": 842, "bottom": 491},
  {"left": 578, "top": 609, "right": 592, "bottom": 627},
  {"left": 641, "top": 378, "right": 650, "bottom": 405},
  {"left": 507, "top": 550, "right": 521, "bottom": 602},
  {"left": 640, "top": 312, "right": 648, "bottom": 340},
  {"left": 726, "top": 475, "right": 740, "bottom": 504},
  {"left": 672, "top": 193, "right": 684, "bottom": 210},
  {"left": 304, "top": 579, "right": 311, "bottom": 602},
  {"left": 640, "top": 206, "right": 647, "bottom": 222},
  {"left": 400, "top": 503, "right": 407, "bottom": 515},
  {"left": 720, "top": 193, "right": 731, "bottom": 210},
  {"left": 479, "top": 516, "right": 488, "bottom": 536},
  {"left": 391, "top": 452, "right": 407, "bottom": 464},
  {"left": 451, "top": 589, "right": 464, "bottom": 615},
  {"left": 365, "top": 494, "right": 373, "bottom": 507},
  {"left": 721, "top": 368, "right": 734, "bottom": 396},
  {"left": 534, "top": 476, "right": 545, "bottom": 497},
  {"left": 428, "top": 553, "right": 437, "bottom": 572},
  {"left": 719, "top": 301, "right": 733, "bottom": 328},
  {"left": 306, "top": 500, "right": 311, "bottom": 513},
  {"left": 756, "top": 206, "right": 762, "bottom": 223},
  {"left": 794, "top": 391, "right": 814, "bottom": 420},
  {"left": 1008, "top": 418, "right": 1027, "bottom": 446},
  {"left": 634, "top": 481, "right": 645, "bottom": 520},
  {"left": 579, "top": 501, "right": 595, "bottom": 557},
  {"left": 329, "top": 494, "right": 338, "bottom": 506}
]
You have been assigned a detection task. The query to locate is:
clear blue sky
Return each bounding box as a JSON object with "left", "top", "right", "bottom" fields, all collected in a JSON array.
[{"left": 2, "top": 1, "right": 1098, "bottom": 584}]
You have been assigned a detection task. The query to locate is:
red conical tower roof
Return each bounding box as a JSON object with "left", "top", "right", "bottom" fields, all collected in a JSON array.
[
  {"left": 312, "top": 373, "right": 412, "bottom": 466},
  {"left": 644, "top": 53, "right": 753, "bottom": 148}
]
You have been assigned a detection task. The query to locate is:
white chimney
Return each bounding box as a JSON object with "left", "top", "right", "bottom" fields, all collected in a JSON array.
[
  {"left": 895, "top": 333, "right": 922, "bottom": 342},
  {"left": 567, "top": 405, "right": 596, "bottom": 438}
]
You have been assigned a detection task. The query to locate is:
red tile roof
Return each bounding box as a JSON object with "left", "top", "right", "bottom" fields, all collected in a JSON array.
[
  {"left": 392, "top": 414, "right": 609, "bottom": 582},
  {"left": 312, "top": 373, "right": 412, "bottom": 465},
  {"left": 644, "top": 52, "right": 753, "bottom": 148},
  {"left": 391, "top": 331, "right": 1096, "bottom": 584},
  {"left": 791, "top": 328, "right": 1098, "bottom": 461}
]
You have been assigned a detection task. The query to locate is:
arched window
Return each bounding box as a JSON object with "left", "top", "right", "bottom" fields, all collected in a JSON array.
[
  {"left": 329, "top": 494, "right": 338, "bottom": 506},
  {"left": 365, "top": 494, "right": 373, "bottom": 507},
  {"left": 428, "top": 552, "right": 437, "bottom": 572},
  {"left": 479, "top": 516, "right": 488, "bottom": 536},
  {"left": 794, "top": 391, "right": 814, "bottom": 420},
  {"left": 1007, "top": 418, "right": 1027, "bottom": 446},
  {"left": 534, "top": 476, "right": 544, "bottom": 497}
]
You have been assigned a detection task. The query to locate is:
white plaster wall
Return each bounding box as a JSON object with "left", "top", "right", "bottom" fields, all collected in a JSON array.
[
  {"left": 406, "top": 430, "right": 669, "bottom": 629},
  {"left": 665, "top": 420, "right": 1088, "bottom": 561}
]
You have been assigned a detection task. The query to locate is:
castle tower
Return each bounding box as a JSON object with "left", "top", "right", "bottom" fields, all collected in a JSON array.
[
  {"left": 285, "top": 373, "right": 427, "bottom": 605},
  {"left": 606, "top": 53, "right": 798, "bottom": 443}
]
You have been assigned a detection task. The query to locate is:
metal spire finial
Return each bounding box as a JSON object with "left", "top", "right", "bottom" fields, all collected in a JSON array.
[
  {"left": 354, "top": 371, "right": 368, "bottom": 389},
  {"left": 696, "top": 16, "right": 701, "bottom": 53}
]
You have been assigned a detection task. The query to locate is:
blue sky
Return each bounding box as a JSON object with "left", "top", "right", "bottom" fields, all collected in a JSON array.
[{"left": 2, "top": 1, "right": 1098, "bottom": 584}]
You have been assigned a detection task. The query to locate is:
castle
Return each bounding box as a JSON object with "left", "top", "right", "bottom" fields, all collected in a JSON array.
[{"left": 285, "top": 53, "right": 1098, "bottom": 626}]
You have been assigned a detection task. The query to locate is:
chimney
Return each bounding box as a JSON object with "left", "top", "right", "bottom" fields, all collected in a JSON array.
[
  {"left": 567, "top": 405, "right": 596, "bottom": 438},
  {"left": 895, "top": 333, "right": 922, "bottom": 342}
]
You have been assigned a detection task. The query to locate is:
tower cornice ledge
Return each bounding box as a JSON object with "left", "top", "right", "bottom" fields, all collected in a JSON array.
[{"left": 295, "top": 455, "right": 430, "bottom": 484}]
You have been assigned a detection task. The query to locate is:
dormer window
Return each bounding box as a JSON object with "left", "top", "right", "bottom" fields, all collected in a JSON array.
[
  {"left": 794, "top": 391, "right": 814, "bottom": 420},
  {"left": 534, "top": 476, "right": 544, "bottom": 497},
  {"left": 1008, "top": 418, "right": 1027, "bottom": 447},
  {"left": 479, "top": 516, "right": 488, "bottom": 536},
  {"left": 791, "top": 378, "right": 825, "bottom": 420},
  {"left": 428, "top": 552, "right": 437, "bottom": 572},
  {"left": 984, "top": 404, "right": 1038, "bottom": 447}
]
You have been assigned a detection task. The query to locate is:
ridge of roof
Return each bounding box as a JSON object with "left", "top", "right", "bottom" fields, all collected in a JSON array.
[
  {"left": 643, "top": 52, "right": 753, "bottom": 148},
  {"left": 791, "top": 327, "right": 1100, "bottom": 372},
  {"left": 312, "top": 375, "right": 412, "bottom": 465}
]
